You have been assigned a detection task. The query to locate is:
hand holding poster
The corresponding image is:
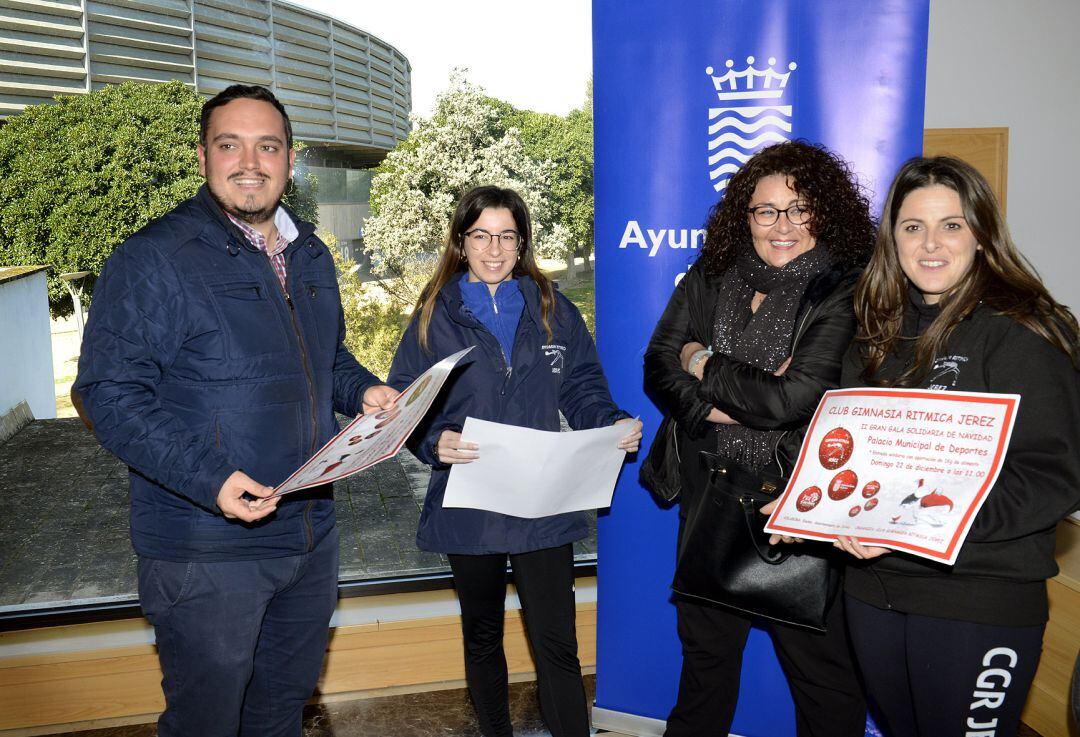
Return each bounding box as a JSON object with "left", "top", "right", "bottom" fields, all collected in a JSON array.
[
  {"left": 272, "top": 347, "right": 473, "bottom": 496},
  {"left": 764, "top": 388, "right": 1019, "bottom": 564},
  {"left": 442, "top": 418, "right": 630, "bottom": 518}
]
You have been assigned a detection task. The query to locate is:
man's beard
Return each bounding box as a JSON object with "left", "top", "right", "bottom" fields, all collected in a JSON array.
[{"left": 207, "top": 172, "right": 285, "bottom": 226}]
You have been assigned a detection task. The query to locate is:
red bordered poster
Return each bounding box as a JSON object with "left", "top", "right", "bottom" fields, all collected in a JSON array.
[
  {"left": 271, "top": 346, "right": 473, "bottom": 497},
  {"left": 763, "top": 388, "right": 1019, "bottom": 564}
]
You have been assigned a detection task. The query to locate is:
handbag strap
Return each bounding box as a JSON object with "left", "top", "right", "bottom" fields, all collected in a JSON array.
[
  {"left": 702, "top": 452, "right": 791, "bottom": 565},
  {"left": 734, "top": 493, "right": 790, "bottom": 565}
]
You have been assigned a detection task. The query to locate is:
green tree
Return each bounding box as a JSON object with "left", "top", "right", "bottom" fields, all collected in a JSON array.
[
  {"left": 330, "top": 243, "right": 407, "bottom": 381},
  {"left": 363, "top": 72, "right": 556, "bottom": 304},
  {"left": 0, "top": 81, "right": 316, "bottom": 315},
  {"left": 500, "top": 83, "right": 594, "bottom": 284}
]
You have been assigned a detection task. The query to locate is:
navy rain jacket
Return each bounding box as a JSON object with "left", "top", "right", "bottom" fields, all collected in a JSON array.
[
  {"left": 75, "top": 186, "right": 380, "bottom": 561},
  {"left": 387, "top": 275, "right": 630, "bottom": 555}
]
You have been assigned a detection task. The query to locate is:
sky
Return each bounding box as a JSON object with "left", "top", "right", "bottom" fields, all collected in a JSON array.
[{"left": 288, "top": 1, "right": 593, "bottom": 118}]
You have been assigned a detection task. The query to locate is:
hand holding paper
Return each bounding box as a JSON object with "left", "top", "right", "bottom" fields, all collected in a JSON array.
[
  {"left": 362, "top": 384, "right": 400, "bottom": 414},
  {"left": 763, "top": 388, "right": 1020, "bottom": 565},
  {"left": 271, "top": 347, "right": 473, "bottom": 497},
  {"left": 443, "top": 418, "right": 629, "bottom": 518},
  {"left": 614, "top": 417, "right": 643, "bottom": 452},
  {"left": 436, "top": 429, "right": 480, "bottom": 465}
]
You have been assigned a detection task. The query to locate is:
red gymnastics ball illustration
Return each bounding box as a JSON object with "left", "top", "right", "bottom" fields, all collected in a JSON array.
[
  {"left": 828, "top": 469, "right": 858, "bottom": 501},
  {"left": 862, "top": 480, "right": 881, "bottom": 498},
  {"left": 818, "top": 427, "right": 854, "bottom": 469},
  {"left": 848, "top": 505, "right": 862, "bottom": 517},
  {"left": 864, "top": 497, "right": 879, "bottom": 511},
  {"left": 796, "top": 486, "right": 823, "bottom": 512}
]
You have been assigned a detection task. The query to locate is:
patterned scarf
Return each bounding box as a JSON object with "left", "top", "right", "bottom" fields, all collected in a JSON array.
[{"left": 711, "top": 244, "right": 833, "bottom": 470}]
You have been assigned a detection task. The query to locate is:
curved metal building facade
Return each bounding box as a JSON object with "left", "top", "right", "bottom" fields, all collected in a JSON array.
[{"left": 0, "top": 0, "right": 411, "bottom": 160}]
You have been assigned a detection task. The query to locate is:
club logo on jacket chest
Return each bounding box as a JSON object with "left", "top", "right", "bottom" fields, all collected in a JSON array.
[
  {"left": 542, "top": 344, "right": 566, "bottom": 374},
  {"left": 928, "top": 354, "right": 969, "bottom": 390}
]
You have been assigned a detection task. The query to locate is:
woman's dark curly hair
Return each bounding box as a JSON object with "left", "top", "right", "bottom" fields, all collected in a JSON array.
[{"left": 696, "top": 140, "right": 876, "bottom": 277}]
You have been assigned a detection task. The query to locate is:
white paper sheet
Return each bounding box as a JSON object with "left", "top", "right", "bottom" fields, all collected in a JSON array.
[{"left": 442, "top": 417, "right": 628, "bottom": 518}]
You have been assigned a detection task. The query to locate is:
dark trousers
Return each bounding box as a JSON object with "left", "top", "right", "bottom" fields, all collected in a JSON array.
[
  {"left": 664, "top": 594, "right": 866, "bottom": 737},
  {"left": 846, "top": 595, "right": 1045, "bottom": 737},
  {"left": 137, "top": 527, "right": 339, "bottom": 737},
  {"left": 448, "top": 544, "right": 589, "bottom": 737}
]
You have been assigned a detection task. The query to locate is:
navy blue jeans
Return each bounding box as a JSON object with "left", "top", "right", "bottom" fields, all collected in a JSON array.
[{"left": 137, "top": 527, "right": 339, "bottom": 737}]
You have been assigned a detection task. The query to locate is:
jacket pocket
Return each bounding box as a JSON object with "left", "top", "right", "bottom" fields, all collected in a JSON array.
[
  {"left": 207, "top": 279, "right": 291, "bottom": 359},
  {"left": 300, "top": 274, "right": 340, "bottom": 362},
  {"left": 206, "top": 401, "right": 305, "bottom": 495}
]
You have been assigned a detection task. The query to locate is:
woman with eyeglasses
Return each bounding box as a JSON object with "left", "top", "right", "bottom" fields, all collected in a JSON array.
[
  {"left": 644, "top": 141, "right": 874, "bottom": 736},
  {"left": 833, "top": 156, "right": 1080, "bottom": 737},
  {"left": 388, "top": 185, "right": 642, "bottom": 737}
]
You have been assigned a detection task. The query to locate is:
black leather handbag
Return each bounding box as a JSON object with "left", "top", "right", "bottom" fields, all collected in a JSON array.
[
  {"left": 671, "top": 451, "right": 838, "bottom": 631},
  {"left": 639, "top": 415, "right": 681, "bottom": 502}
]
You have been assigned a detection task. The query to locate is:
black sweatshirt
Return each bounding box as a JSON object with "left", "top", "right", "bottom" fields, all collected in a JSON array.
[{"left": 841, "top": 297, "right": 1080, "bottom": 626}]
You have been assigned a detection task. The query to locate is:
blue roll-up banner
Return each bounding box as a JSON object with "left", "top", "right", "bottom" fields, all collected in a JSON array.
[{"left": 592, "top": 2, "right": 930, "bottom": 735}]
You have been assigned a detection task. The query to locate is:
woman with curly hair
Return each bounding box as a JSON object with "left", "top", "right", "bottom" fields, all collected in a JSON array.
[
  {"left": 835, "top": 157, "right": 1080, "bottom": 737},
  {"left": 644, "top": 140, "right": 874, "bottom": 736}
]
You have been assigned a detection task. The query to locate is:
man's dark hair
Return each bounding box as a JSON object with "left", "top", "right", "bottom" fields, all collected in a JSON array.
[{"left": 199, "top": 84, "right": 293, "bottom": 149}]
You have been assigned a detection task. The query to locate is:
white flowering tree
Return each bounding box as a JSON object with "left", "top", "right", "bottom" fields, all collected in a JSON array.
[{"left": 363, "top": 72, "right": 565, "bottom": 303}]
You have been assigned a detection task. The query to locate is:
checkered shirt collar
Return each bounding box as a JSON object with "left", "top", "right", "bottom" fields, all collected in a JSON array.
[{"left": 225, "top": 207, "right": 299, "bottom": 256}]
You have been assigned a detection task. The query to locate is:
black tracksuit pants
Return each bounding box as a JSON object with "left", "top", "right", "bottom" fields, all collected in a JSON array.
[
  {"left": 845, "top": 595, "right": 1045, "bottom": 737},
  {"left": 664, "top": 594, "right": 867, "bottom": 737},
  {"left": 448, "top": 543, "right": 589, "bottom": 737}
]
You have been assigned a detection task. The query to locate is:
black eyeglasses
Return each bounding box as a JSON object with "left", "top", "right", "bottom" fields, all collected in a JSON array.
[
  {"left": 747, "top": 203, "right": 812, "bottom": 227},
  {"left": 463, "top": 229, "right": 522, "bottom": 251}
]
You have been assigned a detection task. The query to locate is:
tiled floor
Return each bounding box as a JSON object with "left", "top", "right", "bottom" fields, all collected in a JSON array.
[
  {"left": 45, "top": 676, "right": 638, "bottom": 737},
  {"left": 0, "top": 417, "right": 596, "bottom": 618},
  {"left": 39, "top": 671, "right": 1045, "bottom": 737}
]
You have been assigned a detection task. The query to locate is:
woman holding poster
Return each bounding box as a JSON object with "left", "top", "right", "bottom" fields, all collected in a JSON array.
[
  {"left": 838, "top": 156, "right": 1080, "bottom": 736},
  {"left": 643, "top": 141, "right": 874, "bottom": 737},
  {"left": 388, "top": 186, "right": 641, "bottom": 737}
]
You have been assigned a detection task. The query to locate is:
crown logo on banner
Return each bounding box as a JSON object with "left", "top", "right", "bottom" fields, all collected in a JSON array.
[
  {"left": 707, "top": 57, "right": 798, "bottom": 101},
  {"left": 707, "top": 55, "right": 797, "bottom": 192}
]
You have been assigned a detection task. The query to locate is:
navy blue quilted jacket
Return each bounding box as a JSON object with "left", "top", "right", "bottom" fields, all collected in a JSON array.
[
  {"left": 75, "top": 186, "right": 380, "bottom": 561},
  {"left": 387, "top": 275, "right": 630, "bottom": 554}
]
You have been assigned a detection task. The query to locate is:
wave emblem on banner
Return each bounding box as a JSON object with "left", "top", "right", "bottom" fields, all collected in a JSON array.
[{"left": 708, "top": 56, "right": 796, "bottom": 192}]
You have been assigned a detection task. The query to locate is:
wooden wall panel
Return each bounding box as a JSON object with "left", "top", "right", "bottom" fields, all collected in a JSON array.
[
  {"left": 0, "top": 603, "right": 597, "bottom": 734},
  {"left": 923, "top": 127, "right": 1009, "bottom": 213},
  {"left": 1020, "top": 579, "right": 1079, "bottom": 737},
  {"left": 1020, "top": 521, "right": 1080, "bottom": 737},
  {"left": 0, "top": 645, "right": 164, "bottom": 732},
  {"left": 321, "top": 603, "right": 597, "bottom": 696}
]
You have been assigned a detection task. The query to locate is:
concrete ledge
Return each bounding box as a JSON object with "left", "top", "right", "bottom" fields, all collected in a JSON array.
[
  {"left": 0, "top": 267, "right": 48, "bottom": 286},
  {"left": 0, "top": 402, "right": 32, "bottom": 445}
]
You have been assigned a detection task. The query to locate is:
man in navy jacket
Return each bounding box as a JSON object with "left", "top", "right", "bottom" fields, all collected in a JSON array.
[{"left": 75, "top": 85, "right": 396, "bottom": 736}]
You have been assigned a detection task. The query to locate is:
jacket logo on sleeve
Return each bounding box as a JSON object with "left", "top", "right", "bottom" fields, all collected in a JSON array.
[
  {"left": 542, "top": 344, "right": 566, "bottom": 374},
  {"left": 928, "top": 354, "right": 968, "bottom": 390}
]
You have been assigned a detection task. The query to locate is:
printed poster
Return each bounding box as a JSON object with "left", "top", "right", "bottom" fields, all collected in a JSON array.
[
  {"left": 272, "top": 347, "right": 473, "bottom": 496},
  {"left": 764, "top": 388, "right": 1019, "bottom": 564}
]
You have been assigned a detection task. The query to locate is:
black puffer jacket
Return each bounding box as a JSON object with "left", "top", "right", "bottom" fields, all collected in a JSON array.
[{"left": 643, "top": 261, "right": 859, "bottom": 478}]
